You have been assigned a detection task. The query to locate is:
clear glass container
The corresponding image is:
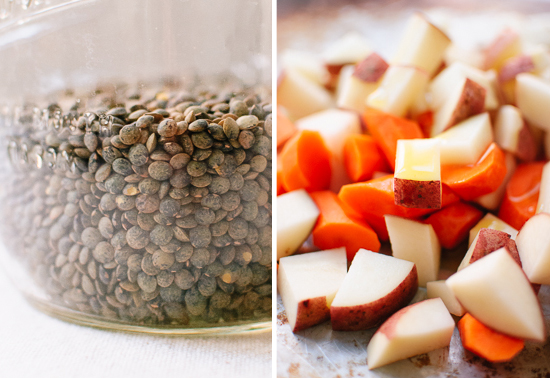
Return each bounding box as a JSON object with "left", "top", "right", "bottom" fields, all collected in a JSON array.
[{"left": 0, "top": 0, "right": 272, "bottom": 335}]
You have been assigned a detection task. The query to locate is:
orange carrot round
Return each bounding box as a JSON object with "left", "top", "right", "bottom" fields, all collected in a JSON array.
[
  {"left": 424, "top": 201, "right": 484, "bottom": 249},
  {"left": 310, "top": 191, "right": 380, "bottom": 261},
  {"left": 343, "top": 134, "right": 389, "bottom": 183},
  {"left": 458, "top": 313, "right": 524, "bottom": 363},
  {"left": 498, "top": 161, "right": 545, "bottom": 230},
  {"left": 441, "top": 143, "right": 507, "bottom": 201},
  {"left": 280, "top": 130, "right": 332, "bottom": 192}
]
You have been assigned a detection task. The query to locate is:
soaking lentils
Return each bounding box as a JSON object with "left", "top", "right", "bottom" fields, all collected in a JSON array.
[{"left": 0, "top": 85, "right": 272, "bottom": 326}]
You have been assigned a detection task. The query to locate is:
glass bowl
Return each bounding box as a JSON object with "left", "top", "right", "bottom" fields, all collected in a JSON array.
[{"left": 0, "top": 0, "right": 272, "bottom": 335}]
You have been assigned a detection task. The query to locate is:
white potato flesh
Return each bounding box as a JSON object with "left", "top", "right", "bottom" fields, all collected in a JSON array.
[
  {"left": 516, "top": 73, "right": 550, "bottom": 131},
  {"left": 494, "top": 105, "right": 524, "bottom": 154},
  {"left": 322, "top": 32, "right": 371, "bottom": 66},
  {"left": 335, "top": 64, "right": 355, "bottom": 105},
  {"left": 516, "top": 213, "right": 550, "bottom": 285},
  {"left": 331, "top": 249, "right": 415, "bottom": 307},
  {"left": 391, "top": 13, "right": 451, "bottom": 76},
  {"left": 446, "top": 248, "right": 545, "bottom": 341},
  {"left": 367, "top": 298, "right": 454, "bottom": 369},
  {"left": 468, "top": 213, "right": 518, "bottom": 246},
  {"left": 430, "top": 77, "right": 485, "bottom": 137},
  {"left": 280, "top": 49, "right": 330, "bottom": 86},
  {"left": 278, "top": 248, "right": 348, "bottom": 331},
  {"left": 435, "top": 113, "right": 493, "bottom": 165},
  {"left": 427, "top": 280, "right": 465, "bottom": 316},
  {"left": 385, "top": 215, "right": 441, "bottom": 286},
  {"left": 444, "top": 43, "right": 483, "bottom": 70},
  {"left": 277, "top": 189, "right": 320, "bottom": 260},
  {"left": 394, "top": 139, "right": 441, "bottom": 181},
  {"left": 337, "top": 75, "right": 380, "bottom": 113},
  {"left": 278, "top": 69, "right": 334, "bottom": 121},
  {"left": 430, "top": 62, "right": 499, "bottom": 111},
  {"left": 366, "top": 66, "right": 429, "bottom": 117}
]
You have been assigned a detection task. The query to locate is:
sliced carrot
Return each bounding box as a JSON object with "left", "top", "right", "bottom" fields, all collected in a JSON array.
[
  {"left": 424, "top": 201, "right": 484, "bottom": 249},
  {"left": 441, "top": 143, "right": 507, "bottom": 201},
  {"left": 498, "top": 161, "right": 545, "bottom": 230},
  {"left": 310, "top": 191, "right": 380, "bottom": 261},
  {"left": 458, "top": 313, "right": 524, "bottom": 363},
  {"left": 277, "top": 106, "right": 297, "bottom": 147},
  {"left": 416, "top": 110, "right": 434, "bottom": 138},
  {"left": 280, "top": 130, "right": 332, "bottom": 192},
  {"left": 338, "top": 175, "right": 460, "bottom": 241},
  {"left": 363, "top": 108, "right": 424, "bottom": 170},
  {"left": 343, "top": 134, "right": 389, "bottom": 183}
]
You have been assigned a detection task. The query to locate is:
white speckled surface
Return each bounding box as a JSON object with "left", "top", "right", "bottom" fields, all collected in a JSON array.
[{"left": 0, "top": 266, "right": 272, "bottom": 378}]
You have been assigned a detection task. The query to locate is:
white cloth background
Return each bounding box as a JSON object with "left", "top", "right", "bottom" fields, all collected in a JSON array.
[{"left": 0, "top": 269, "right": 272, "bottom": 378}]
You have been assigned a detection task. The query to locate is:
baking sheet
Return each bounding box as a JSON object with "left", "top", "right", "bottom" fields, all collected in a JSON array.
[
  {"left": 277, "top": 2, "right": 550, "bottom": 376},
  {"left": 277, "top": 287, "right": 550, "bottom": 378}
]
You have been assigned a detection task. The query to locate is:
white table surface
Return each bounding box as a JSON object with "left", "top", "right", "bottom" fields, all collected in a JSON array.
[{"left": 0, "top": 269, "right": 272, "bottom": 378}]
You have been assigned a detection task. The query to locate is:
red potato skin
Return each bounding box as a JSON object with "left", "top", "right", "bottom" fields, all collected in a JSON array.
[
  {"left": 498, "top": 55, "right": 535, "bottom": 83},
  {"left": 516, "top": 123, "right": 537, "bottom": 162},
  {"left": 293, "top": 296, "right": 331, "bottom": 333},
  {"left": 325, "top": 64, "right": 344, "bottom": 91},
  {"left": 484, "top": 29, "right": 520, "bottom": 70},
  {"left": 353, "top": 53, "right": 389, "bottom": 83},
  {"left": 394, "top": 178, "right": 442, "bottom": 209},
  {"left": 330, "top": 266, "right": 418, "bottom": 331},
  {"left": 339, "top": 176, "right": 460, "bottom": 241},
  {"left": 470, "top": 228, "right": 521, "bottom": 266},
  {"left": 445, "top": 78, "right": 486, "bottom": 132}
]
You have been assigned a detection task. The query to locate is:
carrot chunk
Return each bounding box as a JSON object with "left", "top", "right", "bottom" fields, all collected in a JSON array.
[
  {"left": 277, "top": 106, "right": 297, "bottom": 147},
  {"left": 310, "top": 191, "right": 380, "bottom": 261},
  {"left": 498, "top": 161, "right": 545, "bottom": 230},
  {"left": 338, "top": 175, "right": 460, "bottom": 241},
  {"left": 276, "top": 154, "right": 286, "bottom": 196},
  {"left": 441, "top": 143, "right": 507, "bottom": 201},
  {"left": 280, "top": 130, "right": 332, "bottom": 192},
  {"left": 363, "top": 108, "right": 424, "bottom": 170},
  {"left": 458, "top": 313, "right": 524, "bottom": 363},
  {"left": 343, "top": 134, "right": 389, "bottom": 183},
  {"left": 424, "top": 201, "right": 484, "bottom": 249}
]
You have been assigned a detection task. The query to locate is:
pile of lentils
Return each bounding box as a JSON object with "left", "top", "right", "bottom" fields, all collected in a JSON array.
[{"left": 0, "top": 86, "right": 272, "bottom": 326}]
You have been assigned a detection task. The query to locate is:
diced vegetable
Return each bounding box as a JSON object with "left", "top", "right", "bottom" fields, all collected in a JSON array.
[
  {"left": 310, "top": 191, "right": 380, "bottom": 261},
  {"left": 424, "top": 201, "right": 484, "bottom": 249},
  {"left": 277, "top": 107, "right": 297, "bottom": 148},
  {"left": 343, "top": 134, "right": 389, "bottom": 182},
  {"left": 498, "top": 161, "right": 545, "bottom": 229},
  {"left": 363, "top": 108, "right": 424, "bottom": 169},
  {"left": 458, "top": 313, "right": 524, "bottom": 363},
  {"left": 338, "top": 175, "right": 460, "bottom": 240},
  {"left": 394, "top": 139, "right": 442, "bottom": 209},
  {"left": 280, "top": 130, "right": 332, "bottom": 192},
  {"left": 441, "top": 143, "right": 507, "bottom": 200}
]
